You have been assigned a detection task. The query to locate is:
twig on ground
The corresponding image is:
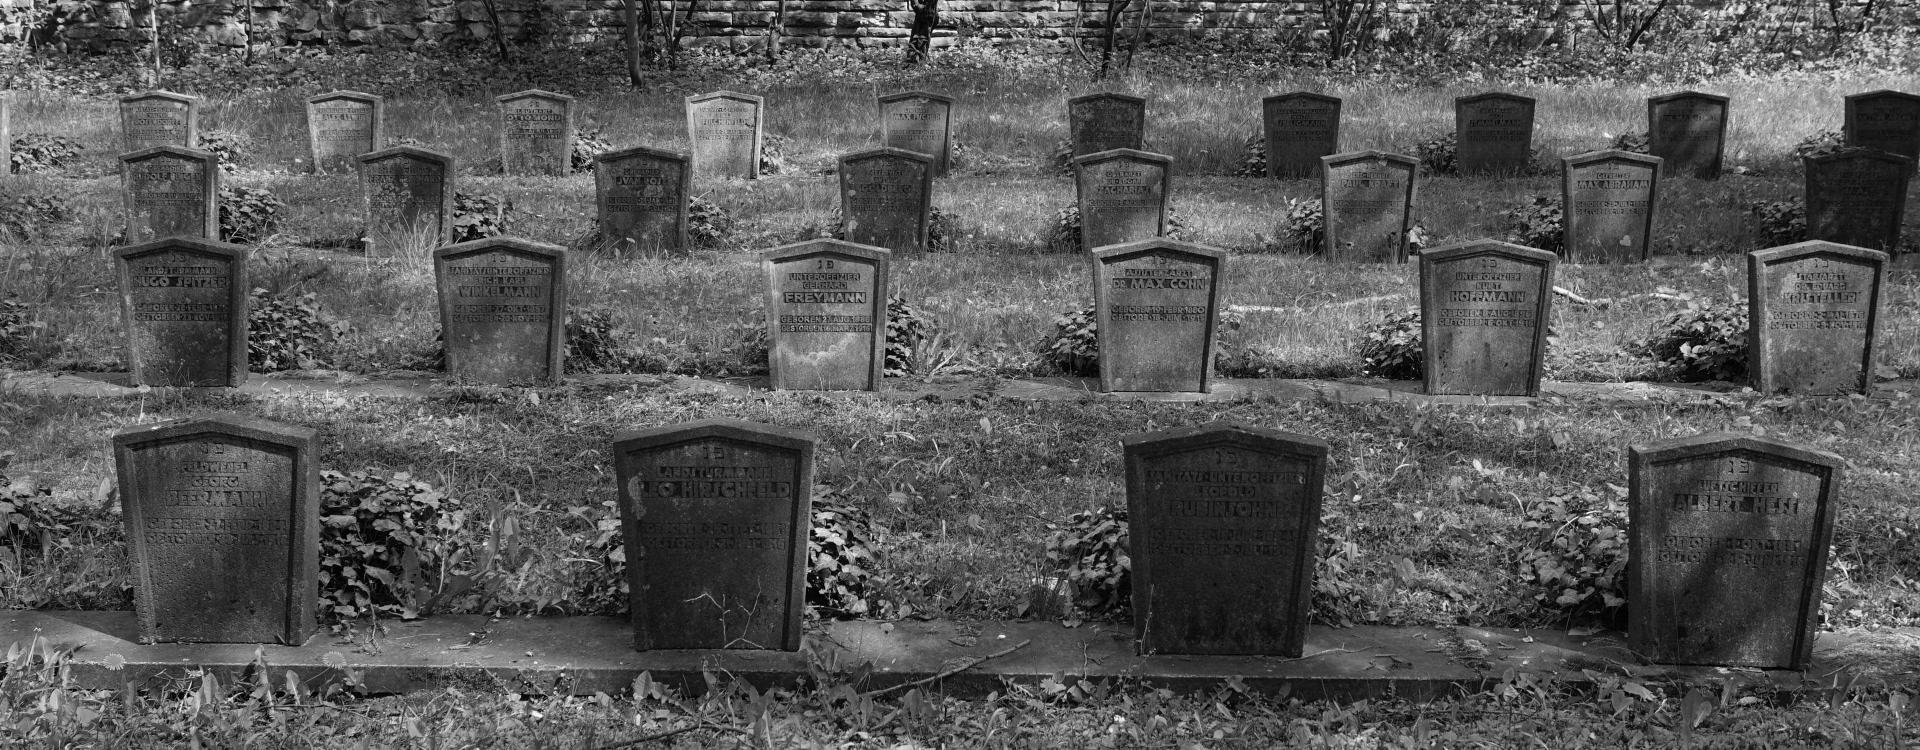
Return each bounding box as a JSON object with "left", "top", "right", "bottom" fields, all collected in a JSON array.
[
  {"left": 857, "top": 639, "right": 1032, "bottom": 698},
  {"left": 593, "top": 721, "right": 756, "bottom": 749}
]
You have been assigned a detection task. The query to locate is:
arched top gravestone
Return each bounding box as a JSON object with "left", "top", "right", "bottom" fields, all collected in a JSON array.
[
  {"left": 1803, "top": 148, "right": 1912, "bottom": 253},
  {"left": 433, "top": 238, "right": 567, "bottom": 385},
  {"left": 595, "top": 145, "right": 690, "bottom": 254},
  {"left": 1455, "top": 92, "right": 1535, "bottom": 175},
  {"left": 763, "top": 238, "right": 890, "bottom": 392},
  {"left": 878, "top": 90, "right": 954, "bottom": 177},
  {"left": 1068, "top": 92, "right": 1146, "bottom": 157},
  {"left": 1747, "top": 240, "right": 1886, "bottom": 396},
  {"left": 838, "top": 147, "right": 934, "bottom": 254},
  {"left": 359, "top": 145, "right": 455, "bottom": 255},
  {"left": 1419, "top": 240, "right": 1556, "bottom": 397},
  {"left": 1647, "top": 91, "right": 1728, "bottom": 180},
  {"left": 1261, "top": 92, "right": 1341, "bottom": 179},
  {"left": 1320, "top": 150, "right": 1418, "bottom": 264},
  {"left": 1075, "top": 148, "right": 1171, "bottom": 253},
  {"left": 114, "top": 237, "right": 248, "bottom": 388},
  {"left": 121, "top": 145, "right": 219, "bottom": 243},
  {"left": 120, "top": 90, "right": 199, "bottom": 153},
  {"left": 496, "top": 89, "right": 575, "bottom": 177},
  {"left": 1562, "top": 150, "right": 1662, "bottom": 264},
  {"left": 687, "top": 91, "right": 764, "bottom": 181},
  {"left": 1844, "top": 90, "right": 1920, "bottom": 169},
  {"left": 307, "top": 90, "right": 383, "bottom": 175},
  {"left": 1092, "top": 238, "right": 1225, "bottom": 394}
]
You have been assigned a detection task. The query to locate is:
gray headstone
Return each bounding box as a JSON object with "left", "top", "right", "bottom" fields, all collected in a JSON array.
[
  {"left": 687, "top": 91, "right": 764, "bottom": 181},
  {"left": 1845, "top": 90, "right": 1920, "bottom": 170},
  {"left": 1419, "top": 240, "right": 1556, "bottom": 397},
  {"left": 1075, "top": 148, "right": 1171, "bottom": 253},
  {"left": 119, "top": 90, "right": 199, "bottom": 153},
  {"left": 613, "top": 418, "right": 814, "bottom": 651},
  {"left": 763, "top": 239, "right": 890, "bottom": 391},
  {"left": 1068, "top": 92, "right": 1146, "bottom": 158},
  {"left": 1562, "top": 150, "right": 1661, "bottom": 264},
  {"left": 306, "top": 91, "right": 383, "bottom": 175},
  {"left": 497, "top": 89, "right": 575, "bottom": 177},
  {"left": 1320, "top": 150, "right": 1417, "bottom": 263},
  {"left": 1647, "top": 91, "right": 1728, "bottom": 180},
  {"left": 114, "top": 414, "right": 319, "bottom": 645},
  {"left": 433, "top": 238, "right": 567, "bottom": 385},
  {"left": 114, "top": 238, "right": 248, "bottom": 388},
  {"left": 1455, "top": 93, "right": 1536, "bottom": 175},
  {"left": 359, "top": 146, "right": 454, "bottom": 256},
  {"left": 839, "top": 148, "right": 933, "bottom": 254},
  {"left": 1628, "top": 432, "right": 1841, "bottom": 670},
  {"left": 1748, "top": 241, "right": 1887, "bottom": 395},
  {"left": 1262, "top": 92, "right": 1341, "bottom": 179},
  {"left": 121, "top": 146, "right": 219, "bottom": 243},
  {"left": 1092, "top": 238, "right": 1225, "bottom": 393},
  {"left": 595, "top": 146, "right": 689, "bottom": 253},
  {"left": 878, "top": 91, "right": 954, "bottom": 177},
  {"left": 1123, "top": 422, "right": 1327, "bottom": 656},
  {"left": 1804, "top": 149, "right": 1912, "bottom": 253}
]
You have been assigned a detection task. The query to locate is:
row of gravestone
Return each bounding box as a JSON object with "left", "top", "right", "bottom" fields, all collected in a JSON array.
[
  {"left": 115, "top": 235, "right": 1890, "bottom": 396},
  {"left": 112, "top": 413, "right": 1843, "bottom": 670}
]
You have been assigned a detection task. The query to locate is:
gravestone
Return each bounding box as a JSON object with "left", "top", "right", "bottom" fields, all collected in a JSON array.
[
  {"left": 1454, "top": 93, "right": 1536, "bottom": 175},
  {"left": 1647, "top": 91, "right": 1729, "bottom": 180},
  {"left": 433, "top": 238, "right": 567, "bottom": 385},
  {"left": 1419, "top": 240, "right": 1556, "bottom": 397},
  {"left": 1748, "top": 241, "right": 1887, "bottom": 395},
  {"left": 1844, "top": 90, "right": 1920, "bottom": 170},
  {"left": 1068, "top": 92, "right": 1146, "bottom": 158},
  {"left": 878, "top": 91, "right": 954, "bottom": 177},
  {"left": 595, "top": 146, "right": 689, "bottom": 253},
  {"left": 1562, "top": 150, "right": 1661, "bottom": 264},
  {"left": 1, "top": 95, "right": 9, "bottom": 176},
  {"left": 359, "top": 146, "right": 454, "bottom": 255},
  {"left": 1261, "top": 92, "right": 1341, "bottom": 179},
  {"left": 1628, "top": 432, "right": 1841, "bottom": 669},
  {"left": 1320, "top": 150, "right": 1418, "bottom": 263},
  {"left": 1124, "top": 422, "right": 1327, "bottom": 656},
  {"left": 497, "top": 89, "right": 575, "bottom": 177},
  {"left": 306, "top": 91, "right": 383, "bottom": 175},
  {"left": 1075, "top": 149, "right": 1171, "bottom": 252},
  {"left": 686, "top": 91, "right": 763, "bottom": 181},
  {"left": 1092, "top": 238, "right": 1225, "bottom": 393},
  {"left": 114, "top": 238, "right": 248, "bottom": 387},
  {"left": 613, "top": 419, "right": 814, "bottom": 651},
  {"left": 839, "top": 148, "right": 934, "bottom": 253},
  {"left": 763, "top": 239, "right": 890, "bottom": 391},
  {"left": 119, "top": 90, "right": 198, "bottom": 153},
  {"left": 121, "top": 146, "right": 218, "bottom": 243},
  {"left": 1804, "top": 149, "right": 1912, "bottom": 253},
  {"left": 113, "top": 414, "right": 319, "bottom": 645}
]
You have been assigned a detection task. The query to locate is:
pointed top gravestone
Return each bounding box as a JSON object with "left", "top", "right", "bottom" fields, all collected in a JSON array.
[
  {"left": 839, "top": 147, "right": 934, "bottom": 254},
  {"left": 306, "top": 90, "right": 384, "bottom": 175},
  {"left": 114, "top": 237, "right": 248, "bottom": 388},
  {"left": 121, "top": 145, "right": 219, "bottom": 243},
  {"left": 1455, "top": 93, "right": 1536, "bottom": 175},
  {"left": 1647, "top": 91, "right": 1729, "bottom": 180},
  {"left": 1092, "top": 238, "right": 1226, "bottom": 393},
  {"left": 120, "top": 90, "right": 199, "bottom": 153},
  {"left": 1320, "top": 150, "right": 1418, "bottom": 263},
  {"left": 1123, "top": 421, "right": 1328, "bottom": 656},
  {"left": 1261, "top": 92, "right": 1341, "bottom": 179},
  {"left": 433, "top": 237, "right": 567, "bottom": 385},
  {"left": 1075, "top": 148, "right": 1172, "bottom": 253},
  {"left": 1844, "top": 90, "right": 1920, "bottom": 170},
  {"left": 595, "top": 145, "right": 690, "bottom": 254},
  {"left": 114, "top": 414, "right": 320, "bottom": 645},
  {"left": 1629, "top": 432, "right": 1841, "bottom": 670},
  {"left": 1420, "top": 239, "right": 1556, "bottom": 397},
  {"left": 1068, "top": 92, "right": 1146, "bottom": 157},
  {"left": 763, "top": 238, "right": 890, "bottom": 391},
  {"left": 359, "top": 145, "right": 455, "bottom": 255},
  {"left": 496, "top": 89, "right": 575, "bottom": 177},
  {"left": 1803, "top": 148, "right": 1912, "bottom": 253},
  {"left": 686, "top": 91, "right": 764, "bottom": 181},
  {"left": 613, "top": 419, "right": 815, "bottom": 652},
  {"left": 878, "top": 90, "right": 954, "bottom": 177},
  {"left": 1562, "top": 150, "right": 1662, "bottom": 264},
  {"left": 1748, "top": 241, "right": 1887, "bottom": 396}
]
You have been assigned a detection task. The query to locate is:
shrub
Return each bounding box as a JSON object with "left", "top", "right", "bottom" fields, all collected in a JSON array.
[
  {"left": 218, "top": 186, "right": 286, "bottom": 244},
  {"left": 8, "top": 133, "right": 82, "bottom": 174},
  {"left": 808, "top": 490, "right": 883, "bottom": 619},
  {"left": 925, "top": 207, "right": 958, "bottom": 252},
  {"left": 1355, "top": 307, "right": 1423, "bottom": 379},
  {"left": 1044, "top": 203, "right": 1187, "bottom": 253},
  {"left": 1276, "top": 197, "right": 1324, "bottom": 254},
  {"left": 319, "top": 470, "right": 467, "bottom": 621},
  {"left": 760, "top": 132, "right": 794, "bottom": 175},
  {"left": 1793, "top": 129, "right": 1845, "bottom": 160},
  {"left": 1039, "top": 305, "right": 1099, "bottom": 376},
  {"left": 688, "top": 195, "right": 735, "bottom": 247},
  {"left": 197, "top": 129, "right": 253, "bottom": 174},
  {"left": 1235, "top": 132, "right": 1268, "bottom": 177},
  {"left": 1610, "top": 131, "right": 1651, "bottom": 154},
  {"left": 1, "top": 470, "right": 73, "bottom": 559},
  {"left": 570, "top": 128, "right": 613, "bottom": 174},
  {"left": 1628, "top": 297, "right": 1748, "bottom": 382},
  {"left": 452, "top": 191, "right": 509, "bottom": 242},
  {"left": 1503, "top": 195, "right": 1565, "bottom": 254},
  {"left": 1044, "top": 506, "right": 1130, "bottom": 615},
  {"left": 0, "top": 192, "right": 71, "bottom": 242},
  {"left": 1750, "top": 199, "right": 1807, "bottom": 246},
  {"left": 1517, "top": 486, "right": 1628, "bottom": 628},
  {"left": 0, "top": 299, "right": 45, "bottom": 364},
  {"left": 248, "top": 289, "right": 344, "bottom": 372},
  {"left": 886, "top": 296, "right": 934, "bottom": 377},
  {"left": 566, "top": 309, "right": 641, "bottom": 373},
  {"left": 1409, "top": 132, "right": 1458, "bottom": 175}
]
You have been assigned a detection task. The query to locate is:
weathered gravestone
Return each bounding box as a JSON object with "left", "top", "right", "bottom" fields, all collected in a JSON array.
[
  {"left": 1629, "top": 432, "right": 1841, "bottom": 669},
  {"left": 497, "top": 89, "right": 575, "bottom": 177},
  {"left": 121, "top": 146, "right": 218, "bottom": 242},
  {"left": 1562, "top": 150, "right": 1661, "bottom": 264},
  {"left": 1320, "top": 150, "right": 1417, "bottom": 263},
  {"left": 359, "top": 146, "right": 454, "bottom": 255},
  {"left": 1262, "top": 92, "right": 1341, "bottom": 179},
  {"left": 1419, "top": 240, "right": 1555, "bottom": 397},
  {"left": 613, "top": 419, "right": 814, "bottom": 651},
  {"left": 878, "top": 91, "right": 954, "bottom": 177},
  {"left": 120, "top": 90, "right": 198, "bottom": 153},
  {"left": 686, "top": 91, "right": 763, "bottom": 181},
  {"left": 1454, "top": 93, "right": 1536, "bottom": 175},
  {"left": 1647, "top": 91, "right": 1729, "bottom": 180},
  {"left": 839, "top": 148, "right": 933, "bottom": 253},
  {"left": 763, "top": 239, "right": 890, "bottom": 391},
  {"left": 306, "top": 91, "right": 383, "bottom": 175},
  {"left": 1803, "top": 148, "right": 1912, "bottom": 253},
  {"left": 1748, "top": 241, "right": 1887, "bottom": 395},
  {"left": 434, "top": 238, "right": 566, "bottom": 385},
  {"left": 114, "top": 414, "right": 319, "bottom": 645},
  {"left": 1075, "top": 148, "right": 1171, "bottom": 253},
  {"left": 1068, "top": 92, "right": 1146, "bottom": 158},
  {"left": 595, "top": 146, "right": 689, "bottom": 253},
  {"left": 1845, "top": 90, "right": 1920, "bottom": 171},
  {"left": 114, "top": 238, "right": 248, "bottom": 388},
  {"left": 1093, "top": 238, "right": 1225, "bottom": 393},
  {"left": 1123, "top": 422, "right": 1327, "bottom": 656}
]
